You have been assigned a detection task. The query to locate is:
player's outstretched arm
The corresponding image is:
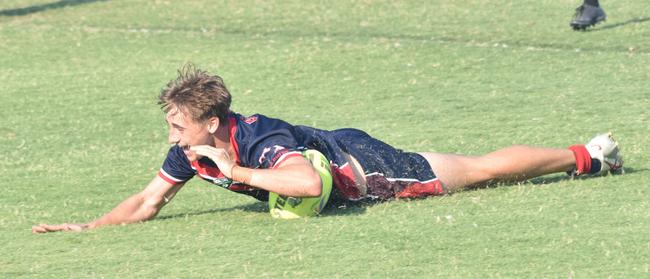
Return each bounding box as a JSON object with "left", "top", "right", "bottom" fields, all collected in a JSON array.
[{"left": 32, "top": 176, "right": 184, "bottom": 234}]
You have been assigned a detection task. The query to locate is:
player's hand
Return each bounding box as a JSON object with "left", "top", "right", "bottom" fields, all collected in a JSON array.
[
  {"left": 32, "top": 223, "right": 88, "bottom": 234},
  {"left": 189, "top": 145, "right": 236, "bottom": 177}
]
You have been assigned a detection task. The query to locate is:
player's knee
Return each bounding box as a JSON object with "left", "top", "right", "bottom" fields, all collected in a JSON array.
[
  {"left": 477, "top": 154, "right": 515, "bottom": 180},
  {"left": 479, "top": 145, "right": 530, "bottom": 180}
]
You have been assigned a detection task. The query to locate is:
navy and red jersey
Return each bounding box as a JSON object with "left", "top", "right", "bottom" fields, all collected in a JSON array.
[{"left": 158, "top": 112, "right": 445, "bottom": 202}]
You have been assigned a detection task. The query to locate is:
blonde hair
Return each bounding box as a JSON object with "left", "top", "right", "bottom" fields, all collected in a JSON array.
[{"left": 158, "top": 63, "right": 232, "bottom": 122}]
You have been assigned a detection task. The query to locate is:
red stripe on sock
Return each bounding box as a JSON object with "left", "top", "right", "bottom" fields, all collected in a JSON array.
[
  {"left": 569, "top": 145, "right": 591, "bottom": 175},
  {"left": 395, "top": 180, "right": 446, "bottom": 199}
]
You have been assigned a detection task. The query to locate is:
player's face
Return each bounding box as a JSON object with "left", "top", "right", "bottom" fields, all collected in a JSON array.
[{"left": 166, "top": 108, "right": 211, "bottom": 161}]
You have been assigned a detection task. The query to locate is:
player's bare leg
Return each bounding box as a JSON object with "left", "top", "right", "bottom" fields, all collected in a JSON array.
[
  {"left": 421, "top": 133, "right": 623, "bottom": 192},
  {"left": 420, "top": 146, "right": 575, "bottom": 192}
]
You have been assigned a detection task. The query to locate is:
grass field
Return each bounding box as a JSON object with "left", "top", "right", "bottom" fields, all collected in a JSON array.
[{"left": 1, "top": 0, "right": 649, "bottom": 277}]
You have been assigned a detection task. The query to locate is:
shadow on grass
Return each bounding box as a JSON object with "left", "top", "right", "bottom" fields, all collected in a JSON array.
[
  {"left": 592, "top": 16, "right": 650, "bottom": 31},
  {"left": 452, "top": 167, "right": 638, "bottom": 192},
  {"left": 321, "top": 199, "right": 381, "bottom": 216},
  {"left": 157, "top": 168, "right": 641, "bottom": 220},
  {"left": 0, "top": 0, "right": 108, "bottom": 17},
  {"left": 529, "top": 167, "right": 640, "bottom": 185},
  {"left": 156, "top": 198, "right": 381, "bottom": 221},
  {"left": 472, "top": 167, "right": 639, "bottom": 191},
  {"left": 157, "top": 202, "right": 269, "bottom": 221}
]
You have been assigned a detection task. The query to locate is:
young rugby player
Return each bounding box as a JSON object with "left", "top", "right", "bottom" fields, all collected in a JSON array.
[{"left": 32, "top": 64, "right": 623, "bottom": 233}]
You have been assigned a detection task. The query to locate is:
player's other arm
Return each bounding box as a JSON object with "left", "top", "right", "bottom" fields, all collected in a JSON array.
[{"left": 32, "top": 176, "right": 184, "bottom": 233}]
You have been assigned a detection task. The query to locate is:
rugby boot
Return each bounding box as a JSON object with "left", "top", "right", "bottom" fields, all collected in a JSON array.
[
  {"left": 585, "top": 132, "right": 624, "bottom": 174},
  {"left": 570, "top": 4, "right": 606, "bottom": 31}
]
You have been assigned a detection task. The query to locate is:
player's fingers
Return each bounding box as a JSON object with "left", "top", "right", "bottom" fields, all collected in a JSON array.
[
  {"left": 41, "top": 224, "right": 66, "bottom": 232},
  {"left": 189, "top": 148, "right": 215, "bottom": 160},
  {"left": 189, "top": 145, "right": 214, "bottom": 156},
  {"left": 190, "top": 145, "right": 223, "bottom": 155},
  {"left": 190, "top": 146, "right": 227, "bottom": 160},
  {"left": 66, "top": 224, "right": 84, "bottom": 232},
  {"left": 189, "top": 148, "right": 210, "bottom": 157},
  {"left": 33, "top": 224, "right": 54, "bottom": 233},
  {"left": 32, "top": 225, "right": 47, "bottom": 233},
  {"left": 189, "top": 145, "right": 211, "bottom": 152}
]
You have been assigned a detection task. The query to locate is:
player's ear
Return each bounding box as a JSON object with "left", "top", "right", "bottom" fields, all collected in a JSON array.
[{"left": 207, "top": 117, "right": 220, "bottom": 134}]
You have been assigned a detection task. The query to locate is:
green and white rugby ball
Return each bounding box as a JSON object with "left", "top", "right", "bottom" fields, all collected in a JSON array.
[{"left": 268, "top": 149, "right": 333, "bottom": 219}]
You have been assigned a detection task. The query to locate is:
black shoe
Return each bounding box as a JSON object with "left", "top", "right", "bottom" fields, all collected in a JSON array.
[{"left": 570, "top": 4, "right": 606, "bottom": 30}]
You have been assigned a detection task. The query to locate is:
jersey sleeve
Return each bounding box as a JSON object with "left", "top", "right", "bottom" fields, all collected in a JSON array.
[
  {"left": 246, "top": 132, "right": 304, "bottom": 169},
  {"left": 158, "top": 145, "right": 195, "bottom": 184}
]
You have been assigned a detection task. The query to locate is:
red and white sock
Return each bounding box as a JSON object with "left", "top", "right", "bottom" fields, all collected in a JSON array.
[{"left": 568, "top": 145, "right": 601, "bottom": 175}]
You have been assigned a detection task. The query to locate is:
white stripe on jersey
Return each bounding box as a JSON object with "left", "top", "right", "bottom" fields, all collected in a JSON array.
[
  {"left": 271, "top": 151, "right": 303, "bottom": 168},
  {"left": 196, "top": 172, "right": 219, "bottom": 181},
  {"left": 365, "top": 172, "right": 438, "bottom": 183},
  {"left": 159, "top": 168, "right": 184, "bottom": 182}
]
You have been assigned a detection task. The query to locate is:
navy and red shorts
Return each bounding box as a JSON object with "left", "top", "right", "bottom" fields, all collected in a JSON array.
[{"left": 320, "top": 128, "right": 447, "bottom": 201}]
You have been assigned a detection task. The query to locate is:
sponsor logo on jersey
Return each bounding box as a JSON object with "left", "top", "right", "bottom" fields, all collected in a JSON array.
[
  {"left": 241, "top": 115, "right": 258, "bottom": 124},
  {"left": 258, "top": 145, "right": 287, "bottom": 165}
]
